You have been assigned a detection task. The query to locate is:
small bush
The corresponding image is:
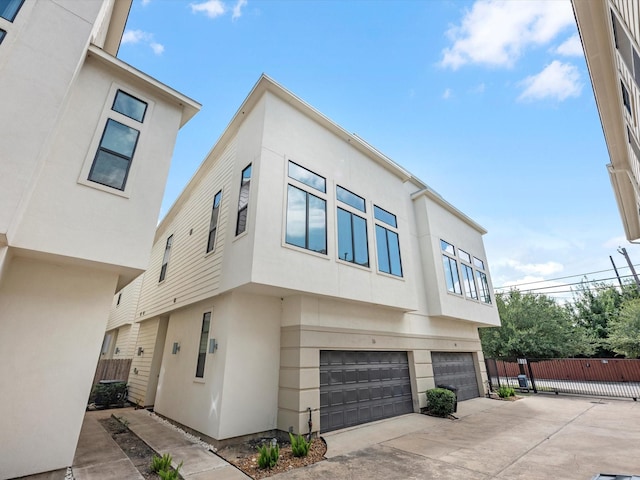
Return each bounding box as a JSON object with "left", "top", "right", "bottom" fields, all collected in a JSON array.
[
  {"left": 151, "top": 453, "right": 172, "bottom": 473},
  {"left": 289, "top": 433, "right": 311, "bottom": 457},
  {"left": 257, "top": 443, "right": 279, "bottom": 469},
  {"left": 426, "top": 388, "right": 456, "bottom": 417},
  {"left": 157, "top": 461, "right": 182, "bottom": 480},
  {"left": 90, "top": 382, "right": 128, "bottom": 407},
  {"left": 497, "top": 386, "right": 515, "bottom": 398}
]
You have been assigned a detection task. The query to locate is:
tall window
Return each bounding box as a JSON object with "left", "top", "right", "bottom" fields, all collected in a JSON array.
[
  {"left": 285, "top": 161, "right": 327, "bottom": 254},
  {"left": 336, "top": 186, "right": 368, "bottom": 266},
  {"left": 474, "top": 257, "right": 491, "bottom": 304},
  {"left": 441, "top": 240, "right": 461, "bottom": 294},
  {"left": 88, "top": 90, "right": 147, "bottom": 191},
  {"left": 236, "top": 164, "right": 251, "bottom": 235},
  {"left": 374, "top": 205, "right": 402, "bottom": 277},
  {"left": 459, "top": 249, "right": 478, "bottom": 300},
  {"left": 0, "top": 29, "right": 6, "bottom": 44},
  {"left": 195, "top": 312, "right": 211, "bottom": 378},
  {"left": 0, "top": 0, "right": 24, "bottom": 22},
  {"left": 207, "top": 190, "right": 222, "bottom": 253},
  {"left": 159, "top": 235, "right": 173, "bottom": 282}
]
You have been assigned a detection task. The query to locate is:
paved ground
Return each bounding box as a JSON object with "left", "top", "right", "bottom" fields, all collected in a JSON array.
[{"left": 19, "top": 394, "right": 640, "bottom": 480}]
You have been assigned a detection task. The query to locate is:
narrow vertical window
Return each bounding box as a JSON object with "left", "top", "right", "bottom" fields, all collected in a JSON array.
[
  {"left": 337, "top": 208, "right": 369, "bottom": 266},
  {"left": 374, "top": 205, "right": 402, "bottom": 276},
  {"left": 116, "top": 293, "right": 122, "bottom": 306},
  {"left": 441, "top": 240, "right": 461, "bottom": 294},
  {"left": 0, "top": 0, "right": 24, "bottom": 22},
  {"left": 159, "top": 235, "right": 173, "bottom": 282},
  {"left": 236, "top": 164, "right": 251, "bottom": 235},
  {"left": 195, "top": 312, "right": 211, "bottom": 378},
  {"left": 621, "top": 81, "right": 632, "bottom": 116},
  {"left": 0, "top": 29, "right": 6, "bottom": 44},
  {"left": 206, "top": 190, "right": 222, "bottom": 253},
  {"left": 474, "top": 256, "right": 491, "bottom": 304},
  {"left": 285, "top": 161, "right": 327, "bottom": 254}
]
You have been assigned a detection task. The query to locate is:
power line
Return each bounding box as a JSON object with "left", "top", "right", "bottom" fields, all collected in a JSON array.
[
  {"left": 493, "top": 263, "right": 640, "bottom": 290},
  {"left": 511, "top": 274, "right": 636, "bottom": 294}
]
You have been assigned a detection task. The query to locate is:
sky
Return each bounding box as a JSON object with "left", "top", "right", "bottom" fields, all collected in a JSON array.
[{"left": 117, "top": 0, "right": 640, "bottom": 301}]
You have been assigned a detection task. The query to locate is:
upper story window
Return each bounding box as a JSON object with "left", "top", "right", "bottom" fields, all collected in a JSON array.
[
  {"left": 88, "top": 119, "right": 139, "bottom": 190},
  {"left": 621, "top": 80, "right": 632, "bottom": 116},
  {"left": 0, "top": 0, "right": 24, "bottom": 22},
  {"left": 285, "top": 161, "right": 327, "bottom": 254},
  {"left": 207, "top": 190, "right": 222, "bottom": 253},
  {"left": 159, "top": 235, "right": 173, "bottom": 282},
  {"left": 611, "top": 9, "right": 640, "bottom": 89},
  {"left": 374, "top": 205, "right": 402, "bottom": 277},
  {"left": 336, "top": 186, "right": 368, "bottom": 267},
  {"left": 116, "top": 292, "right": 122, "bottom": 306},
  {"left": 236, "top": 164, "right": 251, "bottom": 235},
  {"left": 195, "top": 312, "right": 211, "bottom": 378},
  {"left": 458, "top": 249, "right": 478, "bottom": 300},
  {"left": 441, "top": 240, "right": 461, "bottom": 294},
  {"left": 112, "top": 90, "right": 147, "bottom": 122},
  {"left": 474, "top": 256, "right": 491, "bottom": 304},
  {"left": 0, "top": 29, "right": 6, "bottom": 44}
]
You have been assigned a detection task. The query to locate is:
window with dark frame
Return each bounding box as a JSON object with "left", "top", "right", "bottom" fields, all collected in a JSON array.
[
  {"left": 236, "top": 164, "right": 251, "bottom": 235},
  {"left": 159, "top": 235, "right": 173, "bottom": 282},
  {"left": 195, "top": 312, "right": 211, "bottom": 378},
  {"left": 374, "top": 205, "right": 402, "bottom": 277},
  {"left": 0, "top": 29, "right": 6, "bottom": 44},
  {"left": 206, "top": 190, "right": 222, "bottom": 253},
  {"left": 0, "top": 0, "right": 24, "bottom": 22},
  {"left": 336, "top": 186, "right": 368, "bottom": 266},
  {"left": 621, "top": 80, "right": 632, "bottom": 116},
  {"left": 116, "top": 293, "right": 122, "bottom": 306},
  {"left": 88, "top": 119, "right": 139, "bottom": 190},
  {"left": 112, "top": 90, "right": 147, "bottom": 123},
  {"left": 441, "top": 240, "right": 461, "bottom": 294}
]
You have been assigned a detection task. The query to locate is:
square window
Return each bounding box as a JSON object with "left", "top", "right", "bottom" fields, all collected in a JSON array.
[
  {"left": 0, "top": 0, "right": 24, "bottom": 22},
  {"left": 112, "top": 90, "right": 148, "bottom": 123}
]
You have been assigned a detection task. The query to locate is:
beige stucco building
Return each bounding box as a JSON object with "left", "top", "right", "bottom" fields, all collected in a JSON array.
[
  {"left": 0, "top": 0, "right": 199, "bottom": 478},
  {"left": 116, "top": 75, "right": 500, "bottom": 445},
  {"left": 573, "top": 0, "right": 640, "bottom": 241}
]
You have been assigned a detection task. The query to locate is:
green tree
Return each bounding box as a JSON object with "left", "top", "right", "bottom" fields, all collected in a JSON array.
[
  {"left": 480, "top": 290, "right": 596, "bottom": 358},
  {"left": 570, "top": 281, "right": 640, "bottom": 356},
  {"left": 607, "top": 298, "right": 640, "bottom": 358}
]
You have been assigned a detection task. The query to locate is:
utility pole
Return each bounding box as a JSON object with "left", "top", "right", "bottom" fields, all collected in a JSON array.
[
  {"left": 617, "top": 247, "right": 640, "bottom": 291},
  {"left": 610, "top": 255, "right": 624, "bottom": 289}
]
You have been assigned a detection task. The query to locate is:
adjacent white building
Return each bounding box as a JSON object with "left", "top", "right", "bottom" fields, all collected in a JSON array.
[
  {"left": 117, "top": 75, "right": 500, "bottom": 445},
  {"left": 573, "top": 0, "right": 640, "bottom": 241},
  {"left": 0, "top": 0, "right": 200, "bottom": 477}
]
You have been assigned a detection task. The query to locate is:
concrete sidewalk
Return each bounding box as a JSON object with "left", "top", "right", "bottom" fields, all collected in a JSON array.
[
  {"left": 277, "top": 395, "right": 640, "bottom": 479},
  {"left": 72, "top": 409, "right": 249, "bottom": 480}
]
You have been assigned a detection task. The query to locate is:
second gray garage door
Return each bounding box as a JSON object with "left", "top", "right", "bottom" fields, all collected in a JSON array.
[
  {"left": 432, "top": 352, "right": 480, "bottom": 401},
  {"left": 320, "top": 351, "right": 413, "bottom": 432}
]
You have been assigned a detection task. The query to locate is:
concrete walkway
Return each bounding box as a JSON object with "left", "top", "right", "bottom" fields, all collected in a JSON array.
[
  {"left": 72, "top": 409, "right": 249, "bottom": 480},
  {"left": 277, "top": 394, "right": 640, "bottom": 479}
]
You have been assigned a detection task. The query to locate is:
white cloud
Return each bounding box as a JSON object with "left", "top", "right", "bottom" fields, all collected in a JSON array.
[
  {"left": 442, "top": 88, "right": 453, "bottom": 99},
  {"left": 518, "top": 60, "right": 582, "bottom": 101},
  {"left": 141, "top": 0, "right": 151, "bottom": 5},
  {"left": 603, "top": 235, "right": 629, "bottom": 249},
  {"left": 191, "top": 0, "right": 226, "bottom": 18},
  {"left": 441, "top": 0, "right": 575, "bottom": 70},
  {"left": 150, "top": 42, "right": 165, "bottom": 55},
  {"left": 232, "top": 0, "right": 247, "bottom": 20},
  {"left": 506, "top": 259, "right": 564, "bottom": 276},
  {"left": 555, "top": 33, "right": 583, "bottom": 56},
  {"left": 470, "top": 83, "right": 486, "bottom": 94},
  {"left": 121, "top": 29, "right": 164, "bottom": 55},
  {"left": 122, "top": 29, "right": 151, "bottom": 45}
]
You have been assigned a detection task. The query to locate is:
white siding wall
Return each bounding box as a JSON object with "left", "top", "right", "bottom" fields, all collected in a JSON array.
[
  {"left": 612, "top": 0, "right": 640, "bottom": 40},
  {"left": 107, "top": 275, "right": 143, "bottom": 331},
  {"left": 128, "top": 318, "right": 161, "bottom": 405}
]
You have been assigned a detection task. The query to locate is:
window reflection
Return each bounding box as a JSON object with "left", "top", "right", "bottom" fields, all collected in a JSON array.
[{"left": 286, "top": 185, "right": 326, "bottom": 253}]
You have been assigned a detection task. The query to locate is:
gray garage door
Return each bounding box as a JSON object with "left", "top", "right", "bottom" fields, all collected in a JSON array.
[
  {"left": 320, "top": 351, "right": 413, "bottom": 432},
  {"left": 432, "top": 352, "right": 480, "bottom": 401}
]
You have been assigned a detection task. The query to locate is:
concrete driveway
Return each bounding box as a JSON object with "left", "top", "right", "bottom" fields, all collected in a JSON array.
[{"left": 277, "top": 395, "right": 640, "bottom": 479}]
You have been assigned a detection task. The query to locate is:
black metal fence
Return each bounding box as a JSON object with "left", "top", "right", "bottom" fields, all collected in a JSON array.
[{"left": 485, "top": 357, "right": 640, "bottom": 400}]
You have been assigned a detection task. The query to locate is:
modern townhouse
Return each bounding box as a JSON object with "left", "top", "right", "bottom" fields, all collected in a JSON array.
[
  {"left": 119, "top": 75, "right": 499, "bottom": 445},
  {"left": 0, "top": 0, "right": 200, "bottom": 477}
]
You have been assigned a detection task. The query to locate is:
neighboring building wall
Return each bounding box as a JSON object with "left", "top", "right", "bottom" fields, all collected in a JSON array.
[{"left": 0, "top": 256, "right": 118, "bottom": 478}]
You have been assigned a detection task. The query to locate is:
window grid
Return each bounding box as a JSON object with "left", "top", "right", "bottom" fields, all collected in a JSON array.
[
  {"left": 337, "top": 207, "right": 369, "bottom": 267},
  {"left": 236, "top": 164, "right": 251, "bottom": 235},
  {"left": 88, "top": 119, "right": 140, "bottom": 191},
  {"left": 207, "top": 190, "right": 222, "bottom": 253},
  {"left": 440, "top": 239, "right": 490, "bottom": 303},
  {"left": 195, "top": 312, "right": 211, "bottom": 378},
  {"left": 285, "top": 184, "right": 327, "bottom": 254},
  {"left": 159, "top": 235, "right": 173, "bottom": 282},
  {"left": 375, "top": 223, "right": 402, "bottom": 277}
]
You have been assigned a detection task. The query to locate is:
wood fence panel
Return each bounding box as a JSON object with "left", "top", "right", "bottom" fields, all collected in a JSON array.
[{"left": 92, "top": 359, "right": 132, "bottom": 386}]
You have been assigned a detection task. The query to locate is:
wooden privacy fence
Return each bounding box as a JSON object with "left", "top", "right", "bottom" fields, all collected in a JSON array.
[{"left": 92, "top": 358, "right": 132, "bottom": 386}]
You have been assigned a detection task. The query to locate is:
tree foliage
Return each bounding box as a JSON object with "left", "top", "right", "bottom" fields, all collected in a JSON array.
[
  {"left": 607, "top": 298, "right": 640, "bottom": 358},
  {"left": 480, "top": 290, "right": 596, "bottom": 358}
]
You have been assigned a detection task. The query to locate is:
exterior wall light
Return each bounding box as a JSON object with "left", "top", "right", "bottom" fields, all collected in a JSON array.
[
  {"left": 209, "top": 338, "right": 218, "bottom": 353},
  {"left": 137, "top": 347, "right": 144, "bottom": 356},
  {"left": 172, "top": 342, "right": 180, "bottom": 354}
]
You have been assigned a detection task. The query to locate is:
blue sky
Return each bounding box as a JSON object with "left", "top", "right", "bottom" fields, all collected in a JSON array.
[{"left": 118, "top": 0, "right": 640, "bottom": 299}]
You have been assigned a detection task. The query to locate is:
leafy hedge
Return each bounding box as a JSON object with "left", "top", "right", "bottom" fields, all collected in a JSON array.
[{"left": 426, "top": 388, "right": 456, "bottom": 417}]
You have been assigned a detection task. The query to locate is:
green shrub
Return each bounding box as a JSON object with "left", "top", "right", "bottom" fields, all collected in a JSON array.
[
  {"left": 289, "top": 433, "right": 311, "bottom": 457},
  {"left": 497, "top": 386, "right": 515, "bottom": 398},
  {"left": 257, "top": 443, "right": 279, "bottom": 469},
  {"left": 90, "top": 382, "right": 128, "bottom": 407},
  {"left": 151, "top": 453, "right": 173, "bottom": 473},
  {"left": 426, "top": 388, "right": 456, "bottom": 417},
  {"left": 157, "top": 461, "right": 182, "bottom": 480}
]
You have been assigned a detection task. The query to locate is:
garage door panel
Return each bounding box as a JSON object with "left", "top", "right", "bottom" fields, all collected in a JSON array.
[
  {"left": 432, "top": 352, "right": 480, "bottom": 402},
  {"left": 320, "top": 351, "right": 413, "bottom": 432}
]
